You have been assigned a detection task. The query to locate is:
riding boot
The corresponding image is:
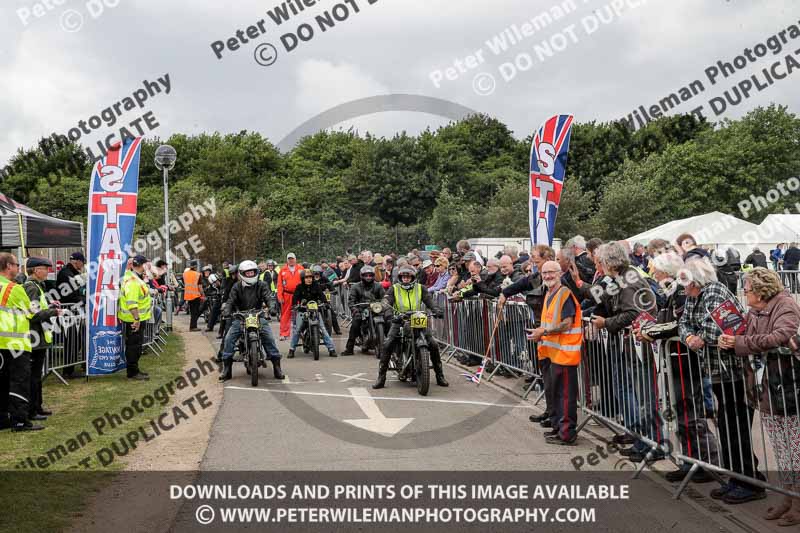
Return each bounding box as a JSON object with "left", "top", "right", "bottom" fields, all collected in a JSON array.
[
  {"left": 372, "top": 353, "right": 390, "bottom": 389},
  {"left": 433, "top": 359, "right": 449, "bottom": 387},
  {"left": 342, "top": 339, "right": 355, "bottom": 356},
  {"left": 287, "top": 349, "right": 295, "bottom": 359},
  {"left": 218, "top": 359, "right": 233, "bottom": 381},
  {"left": 272, "top": 359, "right": 285, "bottom": 380}
]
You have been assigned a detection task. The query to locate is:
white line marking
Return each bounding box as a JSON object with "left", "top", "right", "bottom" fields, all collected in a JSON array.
[
  {"left": 332, "top": 372, "right": 371, "bottom": 383},
  {"left": 225, "top": 386, "right": 535, "bottom": 409},
  {"left": 343, "top": 387, "right": 414, "bottom": 436}
]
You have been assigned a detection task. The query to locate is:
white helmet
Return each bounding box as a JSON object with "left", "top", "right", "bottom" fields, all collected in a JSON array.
[
  {"left": 238, "top": 260, "right": 259, "bottom": 286},
  {"left": 208, "top": 273, "right": 220, "bottom": 285}
]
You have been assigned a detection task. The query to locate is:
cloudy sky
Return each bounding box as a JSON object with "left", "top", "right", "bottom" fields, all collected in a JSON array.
[{"left": 1, "top": 0, "right": 798, "bottom": 166}]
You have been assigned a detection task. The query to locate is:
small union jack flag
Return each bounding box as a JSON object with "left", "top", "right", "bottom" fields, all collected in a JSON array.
[{"left": 462, "top": 357, "right": 488, "bottom": 385}]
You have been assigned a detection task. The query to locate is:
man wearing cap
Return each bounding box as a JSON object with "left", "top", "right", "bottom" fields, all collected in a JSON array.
[
  {"left": 183, "top": 260, "right": 204, "bottom": 331},
  {"left": 277, "top": 253, "right": 303, "bottom": 340},
  {"left": 421, "top": 259, "right": 438, "bottom": 288},
  {"left": 119, "top": 255, "right": 152, "bottom": 380},
  {"left": 56, "top": 252, "right": 86, "bottom": 305},
  {"left": 24, "top": 257, "right": 61, "bottom": 422}
]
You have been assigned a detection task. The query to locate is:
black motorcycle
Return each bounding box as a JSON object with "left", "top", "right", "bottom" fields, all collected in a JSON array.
[
  {"left": 232, "top": 309, "right": 268, "bottom": 386},
  {"left": 296, "top": 301, "right": 322, "bottom": 360},
  {"left": 391, "top": 310, "right": 433, "bottom": 396},
  {"left": 202, "top": 293, "right": 220, "bottom": 324},
  {"left": 353, "top": 301, "right": 385, "bottom": 359}
]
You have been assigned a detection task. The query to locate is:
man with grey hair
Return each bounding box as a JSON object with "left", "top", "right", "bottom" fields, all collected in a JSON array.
[
  {"left": 565, "top": 235, "right": 595, "bottom": 283},
  {"left": 362, "top": 250, "right": 374, "bottom": 266},
  {"left": 504, "top": 245, "right": 519, "bottom": 264},
  {"left": 678, "top": 258, "right": 765, "bottom": 503},
  {"left": 590, "top": 241, "right": 660, "bottom": 462}
]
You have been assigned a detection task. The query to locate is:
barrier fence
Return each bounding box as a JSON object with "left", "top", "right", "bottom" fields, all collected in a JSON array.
[
  {"left": 44, "top": 290, "right": 170, "bottom": 383},
  {"left": 429, "top": 283, "right": 800, "bottom": 501}
]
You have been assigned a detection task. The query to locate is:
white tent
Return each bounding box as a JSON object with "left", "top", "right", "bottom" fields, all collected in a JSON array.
[
  {"left": 626, "top": 212, "right": 770, "bottom": 258},
  {"left": 757, "top": 214, "right": 800, "bottom": 244}
]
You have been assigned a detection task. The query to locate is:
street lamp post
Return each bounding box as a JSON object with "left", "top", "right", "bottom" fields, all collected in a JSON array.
[{"left": 154, "top": 144, "right": 177, "bottom": 331}]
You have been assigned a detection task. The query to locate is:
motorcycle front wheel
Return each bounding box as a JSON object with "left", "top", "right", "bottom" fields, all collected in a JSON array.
[
  {"left": 416, "top": 346, "right": 431, "bottom": 396},
  {"left": 310, "top": 324, "right": 320, "bottom": 361},
  {"left": 249, "top": 338, "right": 260, "bottom": 387}
]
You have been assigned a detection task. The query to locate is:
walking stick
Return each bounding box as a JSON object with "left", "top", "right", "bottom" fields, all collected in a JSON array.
[{"left": 476, "top": 307, "right": 503, "bottom": 387}]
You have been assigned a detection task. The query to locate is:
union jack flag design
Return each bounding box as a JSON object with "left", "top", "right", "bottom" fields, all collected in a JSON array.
[
  {"left": 462, "top": 357, "right": 487, "bottom": 385},
  {"left": 529, "top": 114, "right": 574, "bottom": 246},
  {"left": 86, "top": 137, "right": 142, "bottom": 375}
]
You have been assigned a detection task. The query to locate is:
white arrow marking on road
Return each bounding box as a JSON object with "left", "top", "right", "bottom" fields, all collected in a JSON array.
[{"left": 343, "top": 387, "right": 414, "bottom": 437}]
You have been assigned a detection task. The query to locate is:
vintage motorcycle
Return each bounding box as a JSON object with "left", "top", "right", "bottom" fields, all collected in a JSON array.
[
  {"left": 296, "top": 301, "right": 323, "bottom": 360},
  {"left": 391, "top": 310, "right": 434, "bottom": 396},
  {"left": 232, "top": 309, "right": 268, "bottom": 386},
  {"left": 352, "top": 301, "right": 386, "bottom": 359}
]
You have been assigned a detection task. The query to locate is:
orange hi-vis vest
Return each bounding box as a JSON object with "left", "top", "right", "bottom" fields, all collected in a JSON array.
[
  {"left": 183, "top": 270, "right": 202, "bottom": 300},
  {"left": 537, "top": 285, "right": 583, "bottom": 365}
]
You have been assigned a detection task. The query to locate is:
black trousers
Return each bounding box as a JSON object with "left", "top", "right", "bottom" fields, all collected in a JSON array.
[
  {"left": 346, "top": 313, "right": 363, "bottom": 349},
  {"left": 189, "top": 299, "right": 202, "bottom": 329},
  {"left": 124, "top": 322, "right": 144, "bottom": 377},
  {"left": 0, "top": 349, "right": 10, "bottom": 426},
  {"left": 8, "top": 350, "right": 31, "bottom": 424},
  {"left": 539, "top": 357, "right": 553, "bottom": 416},
  {"left": 549, "top": 363, "right": 578, "bottom": 441},
  {"left": 713, "top": 379, "right": 761, "bottom": 490},
  {"left": 207, "top": 299, "right": 222, "bottom": 331},
  {"left": 671, "top": 344, "right": 718, "bottom": 463},
  {"left": 29, "top": 349, "right": 47, "bottom": 417}
]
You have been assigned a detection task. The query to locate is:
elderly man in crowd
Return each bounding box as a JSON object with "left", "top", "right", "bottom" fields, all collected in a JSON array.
[
  {"left": 564, "top": 235, "right": 596, "bottom": 284},
  {"left": 679, "top": 257, "right": 766, "bottom": 504},
  {"left": 638, "top": 252, "right": 718, "bottom": 483},
  {"left": 529, "top": 260, "right": 583, "bottom": 445},
  {"left": 589, "top": 242, "right": 660, "bottom": 463}
]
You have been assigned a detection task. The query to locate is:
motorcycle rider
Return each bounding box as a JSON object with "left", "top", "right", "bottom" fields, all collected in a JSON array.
[
  {"left": 219, "top": 260, "right": 284, "bottom": 381},
  {"left": 287, "top": 270, "right": 338, "bottom": 358},
  {"left": 373, "top": 265, "right": 448, "bottom": 389},
  {"left": 343, "top": 265, "right": 385, "bottom": 355},
  {"left": 204, "top": 272, "right": 223, "bottom": 332},
  {"left": 311, "top": 264, "right": 342, "bottom": 335}
]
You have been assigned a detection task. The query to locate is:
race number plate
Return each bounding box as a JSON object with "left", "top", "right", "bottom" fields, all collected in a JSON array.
[
  {"left": 245, "top": 315, "right": 259, "bottom": 328},
  {"left": 307, "top": 302, "right": 319, "bottom": 311},
  {"left": 410, "top": 312, "right": 427, "bottom": 329},
  {"left": 325, "top": 292, "right": 331, "bottom": 301}
]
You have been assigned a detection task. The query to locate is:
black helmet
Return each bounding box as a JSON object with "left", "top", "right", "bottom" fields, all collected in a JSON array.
[
  {"left": 397, "top": 265, "right": 416, "bottom": 290},
  {"left": 360, "top": 265, "right": 375, "bottom": 283}
]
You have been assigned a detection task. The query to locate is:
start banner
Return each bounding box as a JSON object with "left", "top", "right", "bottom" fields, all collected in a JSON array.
[
  {"left": 529, "top": 114, "right": 574, "bottom": 247},
  {"left": 85, "top": 137, "right": 142, "bottom": 375}
]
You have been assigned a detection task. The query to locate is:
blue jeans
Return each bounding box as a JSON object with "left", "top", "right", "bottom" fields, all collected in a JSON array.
[
  {"left": 289, "top": 312, "right": 336, "bottom": 353},
  {"left": 222, "top": 317, "right": 281, "bottom": 361}
]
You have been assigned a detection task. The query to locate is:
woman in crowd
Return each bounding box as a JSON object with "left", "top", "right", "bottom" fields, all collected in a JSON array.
[
  {"left": 719, "top": 268, "right": 800, "bottom": 524},
  {"left": 678, "top": 258, "right": 766, "bottom": 504},
  {"left": 638, "top": 252, "right": 718, "bottom": 482},
  {"left": 428, "top": 257, "right": 451, "bottom": 293}
]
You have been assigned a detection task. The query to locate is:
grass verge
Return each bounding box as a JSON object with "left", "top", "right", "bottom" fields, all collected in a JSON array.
[{"left": 0, "top": 333, "right": 186, "bottom": 533}]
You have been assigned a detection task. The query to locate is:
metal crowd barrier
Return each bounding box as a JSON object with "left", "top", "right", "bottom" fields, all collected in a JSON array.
[
  {"left": 330, "top": 284, "right": 352, "bottom": 326},
  {"left": 45, "top": 291, "right": 170, "bottom": 383},
  {"left": 574, "top": 319, "right": 800, "bottom": 500},
  {"left": 45, "top": 303, "right": 86, "bottom": 384},
  {"left": 429, "top": 290, "right": 799, "bottom": 501},
  {"left": 429, "top": 293, "right": 544, "bottom": 398}
]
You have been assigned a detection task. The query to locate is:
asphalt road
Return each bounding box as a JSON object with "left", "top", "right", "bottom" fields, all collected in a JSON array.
[{"left": 171, "top": 321, "right": 731, "bottom": 533}]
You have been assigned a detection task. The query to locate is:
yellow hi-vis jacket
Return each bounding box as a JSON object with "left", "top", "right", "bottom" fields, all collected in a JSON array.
[
  {"left": 537, "top": 285, "right": 583, "bottom": 365},
  {"left": 118, "top": 271, "right": 152, "bottom": 323},
  {"left": 0, "top": 274, "right": 32, "bottom": 352}
]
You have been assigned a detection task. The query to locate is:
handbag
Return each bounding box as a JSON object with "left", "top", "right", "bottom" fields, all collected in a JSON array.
[{"left": 766, "top": 348, "right": 800, "bottom": 416}]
